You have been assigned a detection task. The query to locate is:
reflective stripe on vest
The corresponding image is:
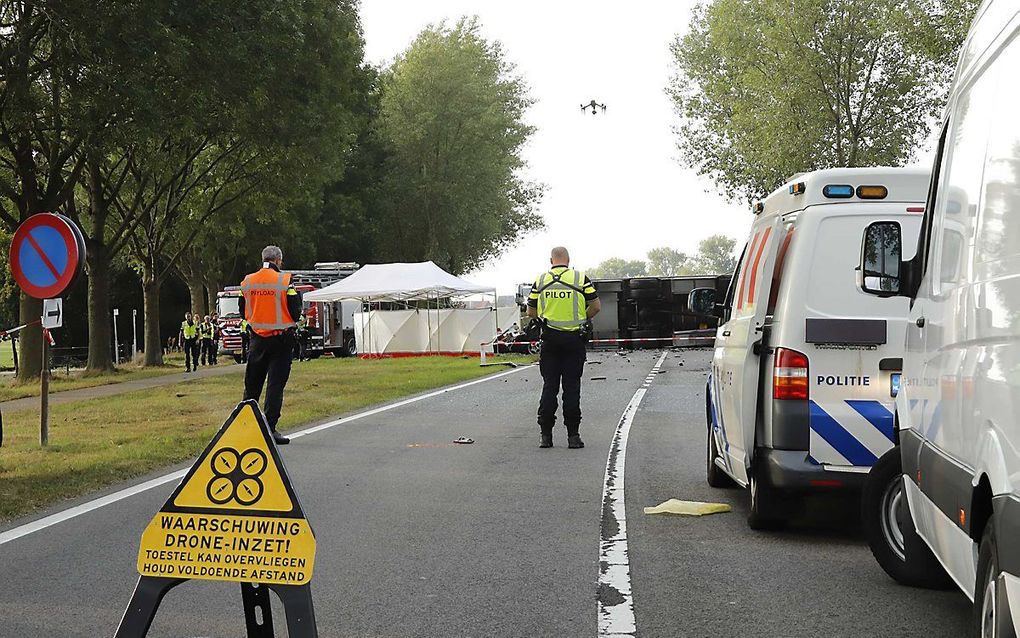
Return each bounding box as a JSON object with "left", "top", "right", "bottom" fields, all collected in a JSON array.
[
  {"left": 535, "top": 268, "right": 587, "bottom": 330},
  {"left": 240, "top": 269, "right": 296, "bottom": 335}
]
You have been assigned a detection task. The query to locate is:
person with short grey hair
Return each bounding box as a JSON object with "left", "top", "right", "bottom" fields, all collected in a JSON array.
[{"left": 238, "top": 245, "right": 303, "bottom": 444}]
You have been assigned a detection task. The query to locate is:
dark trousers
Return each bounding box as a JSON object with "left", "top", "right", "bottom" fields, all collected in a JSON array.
[
  {"left": 241, "top": 332, "right": 250, "bottom": 363},
  {"left": 184, "top": 338, "right": 200, "bottom": 370},
  {"left": 537, "top": 328, "right": 586, "bottom": 436},
  {"left": 244, "top": 332, "right": 294, "bottom": 431},
  {"left": 201, "top": 338, "right": 214, "bottom": 365}
]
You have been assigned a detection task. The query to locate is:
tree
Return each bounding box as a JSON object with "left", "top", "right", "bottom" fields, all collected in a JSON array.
[
  {"left": 587, "top": 258, "right": 648, "bottom": 280},
  {"left": 374, "top": 18, "right": 543, "bottom": 274},
  {"left": 646, "top": 247, "right": 690, "bottom": 276},
  {"left": 669, "top": 0, "right": 979, "bottom": 202},
  {"left": 691, "top": 235, "right": 737, "bottom": 275}
]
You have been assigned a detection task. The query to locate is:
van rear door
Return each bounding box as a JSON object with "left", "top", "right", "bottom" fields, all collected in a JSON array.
[
  {"left": 801, "top": 211, "right": 921, "bottom": 468},
  {"left": 713, "top": 215, "right": 783, "bottom": 483}
]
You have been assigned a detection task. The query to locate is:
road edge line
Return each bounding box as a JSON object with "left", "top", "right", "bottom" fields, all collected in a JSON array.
[
  {"left": 597, "top": 351, "right": 668, "bottom": 637},
  {"left": 0, "top": 364, "right": 531, "bottom": 546}
]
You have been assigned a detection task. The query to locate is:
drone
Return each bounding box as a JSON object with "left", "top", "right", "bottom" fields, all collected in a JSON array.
[{"left": 580, "top": 99, "right": 607, "bottom": 115}]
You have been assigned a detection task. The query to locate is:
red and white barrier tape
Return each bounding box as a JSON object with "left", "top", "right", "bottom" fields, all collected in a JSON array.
[{"left": 480, "top": 334, "right": 712, "bottom": 362}]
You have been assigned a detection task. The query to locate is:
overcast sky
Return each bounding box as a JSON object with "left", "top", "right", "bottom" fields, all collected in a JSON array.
[{"left": 359, "top": 1, "right": 755, "bottom": 294}]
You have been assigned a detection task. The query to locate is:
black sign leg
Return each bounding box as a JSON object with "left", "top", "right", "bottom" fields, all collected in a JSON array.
[
  {"left": 270, "top": 584, "right": 318, "bottom": 638},
  {"left": 241, "top": 582, "right": 276, "bottom": 637},
  {"left": 113, "top": 576, "right": 185, "bottom": 638}
]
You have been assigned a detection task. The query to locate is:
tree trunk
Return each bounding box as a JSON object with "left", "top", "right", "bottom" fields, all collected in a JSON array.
[
  {"left": 16, "top": 293, "right": 42, "bottom": 380},
  {"left": 205, "top": 276, "right": 220, "bottom": 316},
  {"left": 142, "top": 268, "right": 164, "bottom": 366},
  {"left": 85, "top": 246, "right": 115, "bottom": 372},
  {"left": 186, "top": 278, "right": 206, "bottom": 317}
]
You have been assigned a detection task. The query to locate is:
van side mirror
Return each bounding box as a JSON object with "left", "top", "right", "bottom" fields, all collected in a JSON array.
[
  {"left": 859, "top": 221, "right": 902, "bottom": 296},
  {"left": 688, "top": 287, "right": 717, "bottom": 316}
]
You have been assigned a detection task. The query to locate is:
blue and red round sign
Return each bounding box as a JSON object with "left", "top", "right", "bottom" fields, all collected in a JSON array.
[{"left": 10, "top": 212, "right": 85, "bottom": 299}]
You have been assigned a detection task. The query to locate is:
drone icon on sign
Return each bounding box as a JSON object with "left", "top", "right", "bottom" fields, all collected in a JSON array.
[{"left": 580, "top": 99, "right": 607, "bottom": 115}]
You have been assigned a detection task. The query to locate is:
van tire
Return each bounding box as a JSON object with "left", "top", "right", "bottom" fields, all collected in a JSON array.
[
  {"left": 974, "top": 520, "right": 1005, "bottom": 637},
  {"left": 862, "top": 449, "right": 953, "bottom": 589},
  {"left": 707, "top": 426, "right": 736, "bottom": 488},
  {"left": 747, "top": 461, "right": 783, "bottom": 530}
]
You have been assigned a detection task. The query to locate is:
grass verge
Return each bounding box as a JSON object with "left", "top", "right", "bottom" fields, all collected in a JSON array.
[
  {"left": 0, "top": 354, "right": 532, "bottom": 521},
  {"left": 0, "top": 353, "right": 226, "bottom": 403}
]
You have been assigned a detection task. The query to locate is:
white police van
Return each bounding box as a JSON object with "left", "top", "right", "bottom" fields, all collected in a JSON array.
[
  {"left": 690, "top": 167, "right": 929, "bottom": 529},
  {"left": 859, "top": 2, "right": 1020, "bottom": 635}
]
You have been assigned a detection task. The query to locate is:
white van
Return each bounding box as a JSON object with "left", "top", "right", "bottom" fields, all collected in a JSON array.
[
  {"left": 690, "top": 167, "right": 929, "bottom": 529},
  {"left": 860, "top": 2, "right": 1020, "bottom": 635}
]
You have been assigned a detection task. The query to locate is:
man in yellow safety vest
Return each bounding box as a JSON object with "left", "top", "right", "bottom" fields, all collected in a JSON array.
[
  {"left": 527, "top": 246, "right": 601, "bottom": 449},
  {"left": 179, "top": 312, "right": 200, "bottom": 373}
]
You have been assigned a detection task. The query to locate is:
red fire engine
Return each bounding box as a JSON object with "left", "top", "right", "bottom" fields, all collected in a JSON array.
[{"left": 216, "top": 262, "right": 360, "bottom": 362}]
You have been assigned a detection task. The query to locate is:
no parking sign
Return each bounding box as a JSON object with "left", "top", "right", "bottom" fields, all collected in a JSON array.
[{"left": 10, "top": 212, "right": 85, "bottom": 299}]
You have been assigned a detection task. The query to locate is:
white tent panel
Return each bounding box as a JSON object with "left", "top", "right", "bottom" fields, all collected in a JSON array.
[{"left": 355, "top": 307, "right": 518, "bottom": 356}]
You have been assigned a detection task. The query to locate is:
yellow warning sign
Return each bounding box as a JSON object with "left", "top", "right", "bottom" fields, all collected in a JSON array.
[{"left": 136, "top": 401, "right": 315, "bottom": 585}]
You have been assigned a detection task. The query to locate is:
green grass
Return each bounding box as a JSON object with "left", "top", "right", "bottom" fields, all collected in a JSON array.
[
  {"left": 0, "top": 352, "right": 229, "bottom": 403},
  {"left": 0, "top": 354, "right": 533, "bottom": 521}
]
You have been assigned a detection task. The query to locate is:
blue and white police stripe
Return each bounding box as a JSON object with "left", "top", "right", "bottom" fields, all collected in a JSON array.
[
  {"left": 808, "top": 400, "right": 895, "bottom": 466},
  {"left": 708, "top": 373, "right": 734, "bottom": 474}
]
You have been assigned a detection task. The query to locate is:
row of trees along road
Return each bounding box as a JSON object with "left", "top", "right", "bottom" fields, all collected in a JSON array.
[
  {"left": 587, "top": 235, "right": 738, "bottom": 279},
  {"left": 670, "top": 0, "right": 980, "bottom": 203},
  {"left": 0, "top": 6, "right": 540, "bottom": 379}
]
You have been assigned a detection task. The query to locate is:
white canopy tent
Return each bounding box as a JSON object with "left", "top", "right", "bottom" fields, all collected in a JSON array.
[{"left": 303, "top": 261, "right": 515, "bottom": 356}]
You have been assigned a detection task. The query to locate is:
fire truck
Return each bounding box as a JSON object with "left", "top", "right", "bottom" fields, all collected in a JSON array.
[{"left": 216, "top": 262, "right": 360, "bottom": 362}]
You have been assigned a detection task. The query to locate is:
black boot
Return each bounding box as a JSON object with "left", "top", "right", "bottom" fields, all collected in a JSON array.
[
  {"left": 272, "top": 430, "right": 290, "bottom": 445},
  {"left": 539, "top": 432, "right": 553, "bottom": 448},
  {"left": 568, "top": 435, "right": 584, "bottom": 449}
]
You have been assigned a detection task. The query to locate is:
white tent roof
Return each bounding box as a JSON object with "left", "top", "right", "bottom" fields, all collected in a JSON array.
[{"left": 302, "top": 261, "right": 494, "bottom": 302}]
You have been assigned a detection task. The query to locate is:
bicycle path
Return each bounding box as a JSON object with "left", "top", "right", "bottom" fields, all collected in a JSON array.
[{"left": 0, "top": 364, "right": 245, "bottom": 414}]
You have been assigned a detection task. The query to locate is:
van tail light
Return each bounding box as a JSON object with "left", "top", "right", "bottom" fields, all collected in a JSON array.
[{"left": 773, "top": 347, "right": 809, "bottom": 400}]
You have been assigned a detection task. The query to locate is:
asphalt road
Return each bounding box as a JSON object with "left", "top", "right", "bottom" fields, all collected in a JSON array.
[{"left": 0, "top": 349, "right": 971, "bottom": 637}]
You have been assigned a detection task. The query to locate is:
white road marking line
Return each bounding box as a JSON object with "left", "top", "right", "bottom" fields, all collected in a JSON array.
[
  {"left": 0, "top": 365, "right": 531, "bottom": 547},
  {"left": 597, "top": 351, "right": 668, "bottom": 637}
]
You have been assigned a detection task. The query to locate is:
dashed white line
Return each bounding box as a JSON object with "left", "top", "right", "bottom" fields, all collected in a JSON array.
[
  {"left": 597, "top": 351, "right": 668, "bottom": 636},
  {"left": 0, "top": 365, "right": 530, "bottom": 547}
]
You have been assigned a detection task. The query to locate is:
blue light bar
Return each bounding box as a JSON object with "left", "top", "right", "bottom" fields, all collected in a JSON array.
[{"left": 823, "top": 184, "right": 854, "bottom": 198}]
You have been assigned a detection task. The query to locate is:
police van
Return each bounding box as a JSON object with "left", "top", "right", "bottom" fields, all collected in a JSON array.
[
  {"left": 859, "top": 2, "right": 1020, "bottom": 635},
  {"left": 689, "top": 167, "right": 929, "bottom": 529}
]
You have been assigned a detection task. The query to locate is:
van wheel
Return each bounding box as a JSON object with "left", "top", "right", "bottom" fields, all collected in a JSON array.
[
  {"left": 747, "top": 461, "right": 783, "bottom": 530},
  {"left": 862, "top": 449, "right": 953, "bottom": 589},
  {"left": 974, "top": 520, "right": 1004, "bottom": 637}
]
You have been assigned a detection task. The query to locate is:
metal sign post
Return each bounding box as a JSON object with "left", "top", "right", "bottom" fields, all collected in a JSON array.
[
  {"left": 132, "top": 309, "right": 138, "bottom": 360},
  {"left": 39, "top": 299, "right": 61, "bottom": 448},
  {"left": 40, "top": 326, "right": 48, "bottom": 446},
  {"left": 113, "top": 308, "right": 120, "bottom": 365}
]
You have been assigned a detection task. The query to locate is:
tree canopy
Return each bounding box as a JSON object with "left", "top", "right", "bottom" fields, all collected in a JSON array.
[
  {"left": 373, "top": 18, "right": 544, "bottom": 274},
  {"left": 669, "top": 0, "right": 979, "bottom": 202},
  {"left": 588, "top": 235, "right": 738, "bottom": 278}
]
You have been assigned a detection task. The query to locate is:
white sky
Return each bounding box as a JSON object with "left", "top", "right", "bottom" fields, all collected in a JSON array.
[{"left": 359, "top": 1, "right": 758, "bottom": 293}]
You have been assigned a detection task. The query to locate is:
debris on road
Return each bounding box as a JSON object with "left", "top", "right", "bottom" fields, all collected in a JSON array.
[
  {"left": 453, "top": 437, "right": 474, "bottom": 444},
  {"left": 591, "top": 376, "right": 607, "bottom": 381},
  {"left": 480, "top": 361, "right": 518, "bottom": 368},
  {"left": 643, "top": 499, "right": 732, "bottom": 517}
]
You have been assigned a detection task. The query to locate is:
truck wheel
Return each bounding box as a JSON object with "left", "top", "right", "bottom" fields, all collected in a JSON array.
[
  {"left": 974, "top": 520, "right": 1005, "bottom": 637},
  {"left": 344, "top": 337, "right": 357, "bottom": 357},
  {"left": 747, "top": 461, "right": 783, "bottom": 530},
  {"left": 627, "top": 288, "right": 660, "bottom": 300},
  {"left": 862, "top": 449, "right": 953, "bottom": 589}
]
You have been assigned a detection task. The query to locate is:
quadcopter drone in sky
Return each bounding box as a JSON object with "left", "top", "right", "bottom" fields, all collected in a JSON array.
[{"left": 581, "top": 99, "right": 607, "bottom": 115}]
